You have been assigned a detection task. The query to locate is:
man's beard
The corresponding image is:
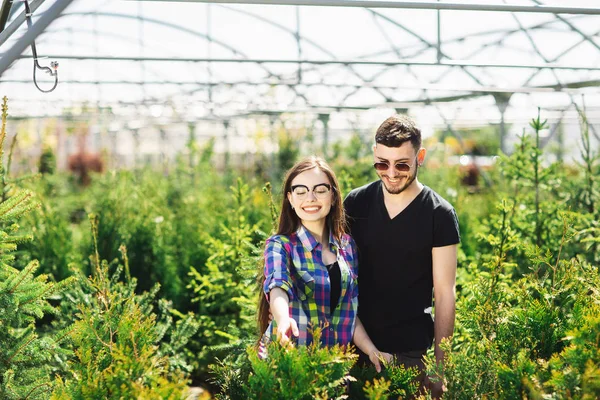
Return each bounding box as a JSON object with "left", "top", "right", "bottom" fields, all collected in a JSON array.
[{"left": 382, "top": 165, "right": 418, "bottom": 195}]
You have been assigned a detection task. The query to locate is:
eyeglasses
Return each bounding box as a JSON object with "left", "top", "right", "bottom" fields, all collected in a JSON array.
[
  {"left": 373, "top": 158, "right": 416, "bottom": 173},
  {"left": 291, "top": 183, "right": 332, "bottom": 200}
]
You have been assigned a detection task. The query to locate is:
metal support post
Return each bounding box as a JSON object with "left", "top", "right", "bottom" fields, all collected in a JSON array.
[
  {"left": 318, "top": 113, "right": 330, "bottom": 158},
  {"left": 493, "top": 93, "right": 512, "bottom": 154},
  {"left": 436, "top": 0, "right": 441, "bottom": 62},
  {"left": 223, "top": 119, "right": 230, "bottom": 170},
  {"left": 268, "top": 113, "right": 280, "bottom": 183}
]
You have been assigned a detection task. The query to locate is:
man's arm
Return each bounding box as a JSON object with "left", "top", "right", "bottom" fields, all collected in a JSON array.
[
  {"left": 432, "top": 244, "right": 457, "bottom": 370},
  {"left": 353, "top": 318, "right": 393, "bottom": 373}
]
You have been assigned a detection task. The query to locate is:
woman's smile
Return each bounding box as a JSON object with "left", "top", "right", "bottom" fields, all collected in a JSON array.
[{"left": 301, "top": 205, "right": 322, "bottom": 213}]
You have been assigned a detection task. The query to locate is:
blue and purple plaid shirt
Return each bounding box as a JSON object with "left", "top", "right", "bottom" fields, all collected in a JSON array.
[{"left": 263, "top": 225, "right": 359, "bottom": 347}]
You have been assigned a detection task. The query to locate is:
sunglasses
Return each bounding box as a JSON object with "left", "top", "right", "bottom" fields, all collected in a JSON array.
[{"left": 373, "top": 159, "right": 415, "bottom": 173}]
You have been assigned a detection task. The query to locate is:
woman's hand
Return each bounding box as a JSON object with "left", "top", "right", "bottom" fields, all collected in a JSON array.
[
  {"left": 275, "top": 316, "right": 299, "bottom": 345},
  {"left": 269, "top": 288, "right": 298, "bottom": 345}
]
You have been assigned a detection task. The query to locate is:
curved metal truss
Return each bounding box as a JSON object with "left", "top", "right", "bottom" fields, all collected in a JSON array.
[{"left": 0, "top": 0, "right": 599, "bottom": 155}]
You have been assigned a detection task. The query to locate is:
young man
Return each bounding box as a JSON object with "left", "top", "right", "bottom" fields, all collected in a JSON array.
[{"left": 344, "top": 115, "right": 460, "bottom": 397}]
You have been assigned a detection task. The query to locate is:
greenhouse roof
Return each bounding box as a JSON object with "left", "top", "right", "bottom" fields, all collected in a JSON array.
[{"left": 1, "top": 0, "right": 599, "bottom": 150}]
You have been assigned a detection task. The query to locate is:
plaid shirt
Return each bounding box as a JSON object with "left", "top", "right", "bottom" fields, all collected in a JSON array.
[{"left": 263, "top": 225, "right": 358, "bottom": 347}]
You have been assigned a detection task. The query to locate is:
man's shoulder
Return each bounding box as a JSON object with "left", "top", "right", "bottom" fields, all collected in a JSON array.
[
  {"left": 421, "top": 186, "right": 456, "bottom": 212},
  {"left": 346, "top": 181, "right": 379, "bottom": 202}
]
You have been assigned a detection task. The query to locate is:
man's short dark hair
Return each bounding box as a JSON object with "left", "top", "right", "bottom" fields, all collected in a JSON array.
[{"left": 375, "top": 115, "right": 422, "bottom": 150}]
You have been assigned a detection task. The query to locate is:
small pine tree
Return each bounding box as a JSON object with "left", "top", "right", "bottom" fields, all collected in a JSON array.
[
  {"left": 38, "top": 146, "right": 56, "bottom": 175},
  {"left": 51, "top": 214, "right": 197, "bottom": 399},
  {"left": 0, "top": 96, "right": 72, "bottom": 399},
  {"left": 187, "top": 178, "right": 264, "bottom": 378}
]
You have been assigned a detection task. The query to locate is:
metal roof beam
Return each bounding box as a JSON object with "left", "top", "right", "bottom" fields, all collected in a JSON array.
[
  {"left": 0, "top": 0, "right": 13, "bottom": 34},
  {"left": 14, "top": 54, "right": 600, "bottom": 71},
  {"left": 532, "top": 0, "right": 600, "bottom": 52},
  {"left": 4, "top": 78, "right": 598, "bottom": 92},
  {"left": 127, "top": 0, "right": 600, "bottom": 15},
  {"left": 213, "top": 5, "right": 393, "bottom": 102},
  {"left": 0, "top": 0, "right": 74, "bottom": 76},
  {"left": 0, "top": 0, "right": 47, "bottom": 46}
]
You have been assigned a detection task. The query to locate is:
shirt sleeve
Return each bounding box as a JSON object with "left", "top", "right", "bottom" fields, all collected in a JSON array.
[
  {"left": 343, "top": 234, "right": 359, "bottom": 299},
  {"left": 433, "top": 207, "right": 461, "bottom": 247},
  {"left": 263, "top": 236, "right": 294, "bottom": 301}
]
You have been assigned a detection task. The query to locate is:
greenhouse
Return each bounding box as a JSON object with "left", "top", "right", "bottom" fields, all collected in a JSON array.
[{"left": 0, "top": 0, "right": 599, "bottom": 399}]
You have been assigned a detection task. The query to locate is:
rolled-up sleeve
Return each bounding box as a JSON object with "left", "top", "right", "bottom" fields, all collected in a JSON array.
[
  {"left": 263, "top": 236, "right": 294, "bottom": 302},
  {"left": 343, "top": 234, "right": 359, "bottom": 300}
]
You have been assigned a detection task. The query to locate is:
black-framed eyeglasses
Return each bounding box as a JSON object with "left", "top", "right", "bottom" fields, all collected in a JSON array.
[
  {"left": 373, "top": 158, "right": 416, "bottom": 173},
  {"left": 290, "top": 183, "right": 332, "bottom": 200}
]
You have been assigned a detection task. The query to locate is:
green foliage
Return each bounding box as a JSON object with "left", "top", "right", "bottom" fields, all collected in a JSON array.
[
  {"left": 211, "top": 339, "right": 420, "bottom": 400},
  {"left": 362, "top": 377, "right": 390, "bottom": 400},
  {"left": 52, "top": 214, "right": 198, "bottom": 399},
  {"left": 474, "top": 109, "right": 596, "bottom": 276},
  {"left": 277, "top": 130, "right": 301, "bottom": 180},
  {"left": 565, "top": 105, "right": 600, "bottom": 265},
  {"left": 438, "top": 189, "right": 600, "bottom": 399},
  {"left": 0, "top": 96, "right": 71, "bottom": 400},
  {"left": 543, "top": 302, "right": 600, "bottom": 398},
  {"left": 262, "top": 182, "right": 279, "bottom": 232},
  {"left": 4, "top": 104, "right": 600, "bottom": 398},
  {"left": 0, "top": 258, "right": 72, "bottom": 400},
  {"left": 495, "top": 116, "right": 563, "bottom": 268},
  {"left": 209, "top": 340, "right": 256, "bottom": 400},
  {"left": 440, "top": 254, "right": 599, "bottom": 400},
  {"left": 212, "top": 329, "right": 357, "bottom": 399},
  {"left": 38, "top": 146, "right": 56, "bottom": 175},
  {"left": 329, "top": 132, "right": 375, "bottom": 195},
  {"left": 16, "top": 201, "right": 80, "bottom": 282},
  {"left": 82, "top": 171, "right": 187, "bottom": 308},
  {"left": 349, "top": 361, "right": 420, "bottom": 399},
  {"left": 435, "top": 124, "right": 502, "bottom": 155},
  {"left": 186, "top": 178, "right": 266, "bottom": 379},
  {"left": 247, "top": 338, "right": 354, "bottom": 399}
]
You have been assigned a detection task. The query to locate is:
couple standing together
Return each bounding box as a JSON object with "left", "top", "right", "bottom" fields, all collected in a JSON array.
[{"left": 258, "top": 114, "right": 460, "bottom": 397}]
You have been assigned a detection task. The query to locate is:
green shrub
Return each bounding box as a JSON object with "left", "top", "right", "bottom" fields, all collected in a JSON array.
[
  {"left": 51, "top": 215, "right": 198, "bottom": 399},
  {"left": 186, "top": 178, "right": 266, "bottom": 381},
  {"left": 437, "top": 205, "right": 600, "bottom": 399},
  {"left": 212, "top": 329, "right": 357, "bottom": 400},
  {"left": 0, "top": 97, "right": 72, "bottom": 400},
  {"left": 349, "top": 361, "right": 420, "bottom": 399}
]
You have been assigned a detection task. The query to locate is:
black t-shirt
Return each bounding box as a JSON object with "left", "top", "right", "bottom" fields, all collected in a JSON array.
[{"left": 344, "top": 181, "right": 460, "bottom": 353}]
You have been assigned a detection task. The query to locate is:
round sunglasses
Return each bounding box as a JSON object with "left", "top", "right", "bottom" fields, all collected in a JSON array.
[{"left": 373, "top": 158, "right": 416, "bottom": 173}]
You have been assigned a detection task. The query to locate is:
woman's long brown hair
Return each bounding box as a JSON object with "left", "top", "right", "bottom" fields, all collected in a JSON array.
[{"left": 257, "top": 156, "right": 347, "bottom": 338}]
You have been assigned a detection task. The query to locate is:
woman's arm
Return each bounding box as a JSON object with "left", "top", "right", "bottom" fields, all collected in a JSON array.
[
  {"left": 353, "top": 317, "right": 392, "bottom": 373},
  {"left": 270, "top": 287, "right": 299, "bottom": 344},
  {"left": 262, "top": 237, "right": 298, "bottom": 344}
]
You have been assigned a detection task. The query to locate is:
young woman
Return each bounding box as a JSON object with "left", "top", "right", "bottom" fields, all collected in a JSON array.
[{"left": 257, "top": 156, "right": 390, "bottom": 371}]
